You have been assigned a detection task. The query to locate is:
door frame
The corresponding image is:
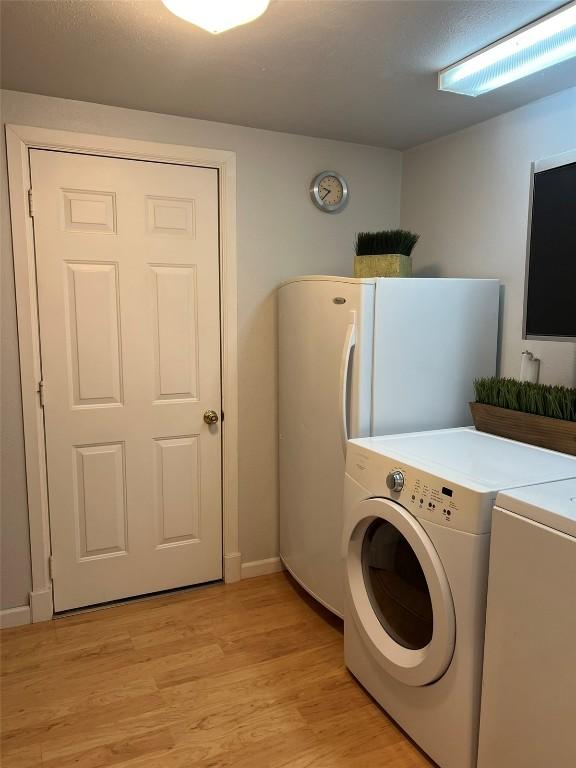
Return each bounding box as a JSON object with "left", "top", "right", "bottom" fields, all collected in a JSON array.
[{"left": 6, "top": 124, "right": 240, "bottom": 621}]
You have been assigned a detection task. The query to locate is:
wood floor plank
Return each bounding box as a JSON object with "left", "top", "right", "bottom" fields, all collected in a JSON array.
[
  {"left": 168, "top": 701, "right": 307, "bottom": 763},
  {"left": 1, "top": 661, "right": 159, "bottom": 717},
  {"left": 1, "top": 573, "right": 432, "bottom": 767},
  {"left": 1, "top": 674, "right": 159, "bottom": 736},
  {"left": 1, "top": 692, "right": 165, "bottom": 756},
  {"left": 40, "top": 727, "right": 175, "bottom": 768},
  {"left": 0, "top": 743, "right": 43, "bottom": 768}
]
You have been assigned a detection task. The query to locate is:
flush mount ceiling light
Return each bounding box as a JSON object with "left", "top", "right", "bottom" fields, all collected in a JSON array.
[
  {"left": 161, "top": 0, "right": 270, "bottom": 34},
  {"left": 438, "top": 0, "right": 576, "bottom": 96}
]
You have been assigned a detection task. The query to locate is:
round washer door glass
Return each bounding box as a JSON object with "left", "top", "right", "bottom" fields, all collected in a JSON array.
[
  {"left": 345, "top": 497, "right": 455, "bottom": 687},
  {"left": 362, "top": 518, "right": 433, "bottom": 650}
]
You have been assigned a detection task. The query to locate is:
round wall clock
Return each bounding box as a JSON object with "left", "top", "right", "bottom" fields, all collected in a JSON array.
[{"left": 310, "top": 171, "right": 349, "bottom": 213}]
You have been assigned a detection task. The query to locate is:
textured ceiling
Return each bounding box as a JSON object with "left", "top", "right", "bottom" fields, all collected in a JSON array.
[{"left": 1, "top": 0, "right": 575, "bottom": 149}]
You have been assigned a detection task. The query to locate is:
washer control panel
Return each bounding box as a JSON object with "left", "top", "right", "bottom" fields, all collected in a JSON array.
[
  {"left": 408, "top": 476, "right": 458, "bottom": 523},
  {"left": 346, "top": 442, "right": 494, "bottom": 534}
]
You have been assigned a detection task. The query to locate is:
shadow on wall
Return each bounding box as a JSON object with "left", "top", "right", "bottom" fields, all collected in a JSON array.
[
  {"left": 237, "top": 287, "right": 280, "bottom": 562},
  {"left": 412, "top": 265, "right": 441, "bottom": 278}
]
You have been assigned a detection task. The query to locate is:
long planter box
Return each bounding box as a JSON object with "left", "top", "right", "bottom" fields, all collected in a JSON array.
[
  {"left": 470, "top": 402, "right": 576, "bottom": 456},
  {"left": 354, "top": 253, "right": 412, "bottom": 278}
]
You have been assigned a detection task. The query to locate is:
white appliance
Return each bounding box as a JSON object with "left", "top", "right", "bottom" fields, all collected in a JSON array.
[
  {"left": 342, "top": 428, "right": 576, "bottom": 768},
  {"left": 279, "top": 276, "right": 499, "bottom": 616},
  {"left": 478, "top": 478, "right": 576, "bottom": 768}
]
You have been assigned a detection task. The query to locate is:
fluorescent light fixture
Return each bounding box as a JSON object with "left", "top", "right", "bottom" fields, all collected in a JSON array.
[
  {"left": 438, "top": 1, "right": 576, "bottom": 96},
  {"left": 161, "top": 0, "right": 270, "bottom": 34}
]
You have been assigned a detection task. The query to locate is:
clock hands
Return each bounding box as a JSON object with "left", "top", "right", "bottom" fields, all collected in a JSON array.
[{"left": 311, "top": 172, "right": 347, "bottom": 212}]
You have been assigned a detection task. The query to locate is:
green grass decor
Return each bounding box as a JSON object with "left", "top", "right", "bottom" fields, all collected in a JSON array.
[
  {"left": 355, "top": 229, "right": 420, "bottom": 257},
  {"left": 474, "top": 377, "right": 576, "bottom": 422}
]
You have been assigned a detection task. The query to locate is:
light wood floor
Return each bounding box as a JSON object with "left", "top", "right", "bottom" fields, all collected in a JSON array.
[{"left": 1, "top": 573, "right": 433, "bottom": 767}]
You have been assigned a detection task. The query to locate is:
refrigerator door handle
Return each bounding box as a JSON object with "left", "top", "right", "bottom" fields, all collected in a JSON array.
[{"left": 339, "top": 310, "right": 357, "bottom": 456}]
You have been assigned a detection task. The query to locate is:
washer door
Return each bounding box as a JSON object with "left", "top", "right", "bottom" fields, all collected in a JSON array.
[{"left": 346, "top": 497, "right": 455, "bottom": 687}]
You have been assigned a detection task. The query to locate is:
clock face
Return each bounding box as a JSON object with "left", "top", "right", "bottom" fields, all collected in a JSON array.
[
  {"left": 310, "top": 171, "right": 349, "bottom": 213},
  {"left": 318, "top": 175, "right": 343, "bottom": 206}
]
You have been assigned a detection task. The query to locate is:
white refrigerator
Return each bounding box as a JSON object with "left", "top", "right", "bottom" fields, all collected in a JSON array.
[{"left": 278, "top": 276, "right": 499, "bottom": 617}]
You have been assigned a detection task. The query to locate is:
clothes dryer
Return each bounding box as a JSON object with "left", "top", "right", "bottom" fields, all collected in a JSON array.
[{"left": 343, "top": 428, "right": 576, "bottom": 768}]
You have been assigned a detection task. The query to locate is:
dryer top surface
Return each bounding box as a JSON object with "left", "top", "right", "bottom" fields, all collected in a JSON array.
[
  {"left": 350, "top": 428, "right": 576, "bottom": 494},
  {"left": 496, "top": 478, "right": 576, "bottom": 538}
]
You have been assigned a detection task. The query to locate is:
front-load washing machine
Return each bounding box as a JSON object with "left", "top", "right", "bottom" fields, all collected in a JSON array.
[{"left": 342, "top": 428, "right": 576, "bottom": 768}]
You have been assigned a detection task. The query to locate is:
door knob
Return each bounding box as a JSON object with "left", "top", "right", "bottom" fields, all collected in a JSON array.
[{"left": 203, "top": 409, "right": 219, "bottom": 425}]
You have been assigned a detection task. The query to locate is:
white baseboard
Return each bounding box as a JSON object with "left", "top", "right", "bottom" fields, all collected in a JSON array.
[
  {"left": 241, "top": 556, "right": 285, "bottom": 580},
  {"left": 0, "top": 605, "right": 31, "bottom": 629}
]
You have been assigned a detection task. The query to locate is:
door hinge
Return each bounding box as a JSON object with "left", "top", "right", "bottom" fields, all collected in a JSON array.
[
  {"left": 221, "top": 410, "right": 224, "bottom": 423},
  {"left": 27, "top": 189, "right": 35, "bottom": 217},
  {"left": 48, "top": 556, "right": 54, "bottom": 580},
  {"left": 38, "top": 380, "right": 45, "bottom": 408}
]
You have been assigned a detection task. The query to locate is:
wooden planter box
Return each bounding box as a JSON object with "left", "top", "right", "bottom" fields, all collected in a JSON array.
[
  {"left": 354, "top": 253, "right": 412, "bottom": 278},
  {"left": 470, "top": 402, "right": 576, "bottom": 456}
]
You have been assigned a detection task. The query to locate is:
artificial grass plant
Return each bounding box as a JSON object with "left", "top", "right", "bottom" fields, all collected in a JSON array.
[
  {"left": 474, "top": 377, "right": 576, "bottom": 422},
  {"left": 354, "top": 229, "right": 420, "bottom": 257}
]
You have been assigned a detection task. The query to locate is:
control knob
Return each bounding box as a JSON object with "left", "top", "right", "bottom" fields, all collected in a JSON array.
[{"left": 386, "top": 470, "right": 405, "bottom": 493}]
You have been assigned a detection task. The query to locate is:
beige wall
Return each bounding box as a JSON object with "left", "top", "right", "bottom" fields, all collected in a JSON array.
[
  {"left": 402, "top": 88, "right": 576, "bottom": 388},
  {"left": 7, "top": 86, "right": 573, "bottom": 613},
  {"left": 0, "top": 89, "right": 402, "bottom": 610}
]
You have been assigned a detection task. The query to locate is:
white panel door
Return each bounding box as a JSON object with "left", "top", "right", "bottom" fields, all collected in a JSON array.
[{"left": 30, "top": 149, "right": 222, "bottom": 611}]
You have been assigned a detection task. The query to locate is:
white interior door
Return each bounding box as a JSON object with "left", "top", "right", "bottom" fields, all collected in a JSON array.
[{"left": 30, "top": 149, "right": 222, "bottom": 611}]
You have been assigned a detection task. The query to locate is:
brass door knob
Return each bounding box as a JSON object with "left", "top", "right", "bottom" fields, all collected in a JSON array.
[{"left": 203, "top": 409, "right": 219, "bottom": 425}]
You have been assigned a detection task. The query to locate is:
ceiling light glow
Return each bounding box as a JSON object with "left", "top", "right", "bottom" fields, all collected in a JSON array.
[
  {"left": 161, "top": 0, "right": 270, "bottom": 34},
  {"left": 438, "top": 1, "right": 576, "bottom": 96}
]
